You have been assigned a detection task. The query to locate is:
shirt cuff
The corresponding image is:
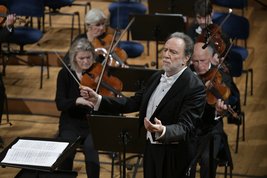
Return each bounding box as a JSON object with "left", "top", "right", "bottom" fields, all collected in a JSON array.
[
  {"left": 215, "top": 110, "right": 222, "bottom": 120},
  {"left": 6, "top": 25, "right": 13, "bottom": 32},
  {"left": 155, "top": 125, "right": 166, "bottom": 140},
  {"left": 93, "top": 94, "right": 102, "bottom": 111}
]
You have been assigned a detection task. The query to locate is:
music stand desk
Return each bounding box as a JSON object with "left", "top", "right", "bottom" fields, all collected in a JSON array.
[
  {"left": 88, "top": 114, "right": 146, "bottom": 178},
  {"left": 0, "top": 137, "right": 80, "bottom": 177},
  {"left": 108, "top": 66, "right": 158, "bottom": 92}
]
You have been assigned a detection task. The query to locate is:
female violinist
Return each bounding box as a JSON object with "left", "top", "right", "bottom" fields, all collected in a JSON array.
[
  {"left": 63, "top": 8, "right": 127, "bottom": 67},
  {"left": 55, "top": 38, "right": 100, "bottom": 178}
]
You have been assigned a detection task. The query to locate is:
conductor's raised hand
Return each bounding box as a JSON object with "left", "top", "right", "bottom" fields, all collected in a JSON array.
[
  {"left": 144, "top": 117, "right": 164, "bottom": 134},
  {"left": 80, "top": 86, "right": 99, "bottom": 106}
]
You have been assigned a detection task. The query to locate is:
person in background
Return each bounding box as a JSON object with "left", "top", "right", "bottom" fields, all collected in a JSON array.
[
  {"left": 187, "top": 0, "right": 213, "bottom": 42},
  {"left": 55, "top": 38, "right": 99, "bottom": 178},
  {"left": 80, "top": 32, "right": 207, "bottom": 178},
  {"left": 0, "top": 12, "right": 16, "bottom": 148},
  {"left": 191, "top": 42, "right": 240, "bottom": 178},
  {"left": 64, "top": 8, "right": 127, "bottom": 67}
]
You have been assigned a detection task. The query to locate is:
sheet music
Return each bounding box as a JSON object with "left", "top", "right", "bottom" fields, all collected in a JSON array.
[{"left": 1, "top": 139, "right": 69, "bottom": 167}]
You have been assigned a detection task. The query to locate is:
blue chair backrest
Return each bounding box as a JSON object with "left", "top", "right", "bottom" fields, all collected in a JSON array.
[
  {"left": 212, "top": 0, "right": 247, "bottom": 9},
  {"left": 109, "top": 2, "right": 147, "bottom": 29},
  {"left": 225, "top": 50, "right": 243, "bottom": 77},
  {"left": 213, "top": 13, "right": 249, "bottom": 40},
  {"left": 7, "top": 0, "right": 44, "bottom": 17},
  {"left": 44, "top": 0, "right": 74, "bottom": 10}
]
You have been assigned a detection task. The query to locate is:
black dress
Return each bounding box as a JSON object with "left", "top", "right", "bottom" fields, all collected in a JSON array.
[{"left": 55, "top": 67, "right": 100, "bottom": 178}]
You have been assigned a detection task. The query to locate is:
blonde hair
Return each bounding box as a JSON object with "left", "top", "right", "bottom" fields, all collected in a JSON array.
[{"left": 69, "top": 38, "right": 96, "bottom": 71}]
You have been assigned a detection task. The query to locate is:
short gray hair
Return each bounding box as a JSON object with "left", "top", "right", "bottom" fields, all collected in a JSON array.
[
  {"left": 85, "top": 8, "right": 107, "bottom": 25},
  {"left": 69, "top": 38, "right": 96, "bottom": 71},
  {"left": 165, "top": 32, "right": 194, "bottom": 63}
]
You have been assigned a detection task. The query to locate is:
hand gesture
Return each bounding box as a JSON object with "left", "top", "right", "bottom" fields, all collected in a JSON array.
[
  {"left": 76, "top": 97, "right": 94, "bottom": 108},
  {"left": 80, "top": 86, "right": 99, "bottom": 106},
  {"left": 144, "top": 117, "right": 164, "bottom": 134}
]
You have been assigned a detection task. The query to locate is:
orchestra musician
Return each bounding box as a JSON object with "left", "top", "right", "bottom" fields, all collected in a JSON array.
[
  {"left": 64, "top": 8, "right": 127, "bottom": 67},
  {"left": 188, "top": 0, "right": 242, "bottom": 122},
  {"left": 190, "top": 42, "right": 240, "bottom": 178},
  {"left": 55, "top": 38, "right": 100, "bottom": 178},
  {"left": 0, "top": 12, "right": 16, "bottom": 148},
  {"left": 80, "top": 32, "right": 206, "bottom": 178},
  {"left": 187, "top": 0, "right": 214, "bottom": 43}
]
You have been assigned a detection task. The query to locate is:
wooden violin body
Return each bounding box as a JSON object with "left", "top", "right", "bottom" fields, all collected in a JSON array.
[
  {"left": 196, "top": 24, "right": 227, "bottom": 57},
  {"left": 200, "top": 68, "right": 231, "bottom": 106},
  {"left": 80, "top": 62, "right": 123, "bottom": 97},
  {"left": 0, "top": 5, "right": 8, "bottom": 26},
  {"left": 92, "top": 33, "right": 128, "bottom": 67}
]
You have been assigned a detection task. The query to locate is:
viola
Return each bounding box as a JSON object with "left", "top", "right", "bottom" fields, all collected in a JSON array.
[
  {"left": 92, "top": 33, "right": 128, "bottom": 67},
  {"left": 80, "top": 62, "right": 123, "bottom": 97}
]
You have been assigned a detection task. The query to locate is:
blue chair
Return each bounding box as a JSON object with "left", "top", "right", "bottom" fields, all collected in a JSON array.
[
  {"left": 3, "top": 0, "right": 49, "bottom": 89},
  {"left": 44, "top": 0, "right": 91, "bottom": 43},
  {"left": 212, "top": 0, "right": 247, "bottom": 16},
  {"left": 225, "top": 50, "right": 246, "bottom": 153},
  {"left": 7, "top": 0, "right": 44, "bottom": 51},
  {"left": 109, "top": 1, "right": 147, "bottom": 58},
  {"left": 213, "top": 13, "right": 253, "bottom": 105}
]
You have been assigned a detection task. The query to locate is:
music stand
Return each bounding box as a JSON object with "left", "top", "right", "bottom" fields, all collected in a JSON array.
[
  {"left": 88, "top": 114, "right": 146, "bottom": 178},
  {"left": 108, "top": 66, "right": 158, "bottom": 92},
  {"left": 148, "top": 0, "right": 196, "bottom": 17},
  {"left": 130, "top": 14, "right": 185, "bottom": 68},
  {"left": 0, "top": 137, "right": 80, "bottom": 178}
]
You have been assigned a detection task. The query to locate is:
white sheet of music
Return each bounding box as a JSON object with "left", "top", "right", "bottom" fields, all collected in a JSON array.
[{"left": 1, "top": 139, "right": 69, "bottom": 167}]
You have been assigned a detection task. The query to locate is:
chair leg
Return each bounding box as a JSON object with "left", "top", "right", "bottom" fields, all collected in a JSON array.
[
  {"left": 224, "top": 165, "right": 228, "bottom": 178},
  {"left": 242, "top": 112, "right": 245, "bottom": 141},
  {"left": 235, "top": 122, "right": 240, "bottom": 154},
  {"left": 46, "top": 53, "right": 50, "bottom": 79},
  {"left": 249, "top": 68, "right": 253, "bottom": 95},
  {"left": 243, "top": 70, "right": 248, "bottom": 105}
]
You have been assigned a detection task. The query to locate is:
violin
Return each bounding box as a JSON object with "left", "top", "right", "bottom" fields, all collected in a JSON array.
[
  {"left": 200, "top": 68, "right": 231, "bottom": 106},
  {"left": 196, "top": 24, "right": 227, "bottom": 57},
  {"left": 196, "top": 14, "right": 240, "bottom": 119},
  {"left": 80, "top": 62, "right": 123, "bottom": 97},
  {"left": 92, "top": 33, "right": 128, "bottom": 67},
  {"left": 0, "top": 5, "right": 8, "bottom": 26}
]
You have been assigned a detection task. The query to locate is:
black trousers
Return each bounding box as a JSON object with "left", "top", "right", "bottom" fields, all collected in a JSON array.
[
  {"left": 143, "top": 142, "right": 196, "bottom": 178},
  {"left": 58, "top": 129, "right": 100, "bottom": 178}
]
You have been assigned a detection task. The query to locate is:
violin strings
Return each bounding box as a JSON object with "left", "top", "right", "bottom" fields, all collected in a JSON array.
[
  {"left": 54, "top": 51, "right": 81, "bottom": 86},
  {"left": 95, "top": 31, "right": 117, "bottom": 93}
]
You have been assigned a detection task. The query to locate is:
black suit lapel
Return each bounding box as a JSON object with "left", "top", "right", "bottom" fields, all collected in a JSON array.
[{"left": 151, "top": 68, "right": 189, "bottom": 119}]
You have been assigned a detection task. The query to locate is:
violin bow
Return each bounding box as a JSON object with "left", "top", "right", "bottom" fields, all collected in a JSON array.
[
  {"left": 95, "top": 17, "right": 135, "bottom": 93},
  {"left": 54, "top": 51, "right": 81, "bottom": 86},
  {"left": 95, "top": 31, "right": 117, "bottom": 93}
]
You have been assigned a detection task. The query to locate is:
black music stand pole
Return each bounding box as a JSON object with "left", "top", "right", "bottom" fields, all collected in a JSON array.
[{"left": 120, "top": 130, "right": 130, "bottom": 178}]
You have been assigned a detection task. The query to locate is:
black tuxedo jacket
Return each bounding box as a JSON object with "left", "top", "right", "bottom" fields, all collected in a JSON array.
[{"left": 99, "top": 68, "right": 206, "bottom": 143}]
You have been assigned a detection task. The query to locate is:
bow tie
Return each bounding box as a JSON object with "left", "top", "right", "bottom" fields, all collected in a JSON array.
[{"left": 160, "top": 74, "right": 173, "bottom": 84}]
